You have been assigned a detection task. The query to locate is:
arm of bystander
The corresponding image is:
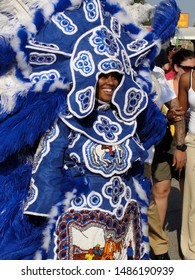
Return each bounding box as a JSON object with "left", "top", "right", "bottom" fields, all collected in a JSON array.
[{"left": 165, "top": 97, "right": 187, "bottom": 170}]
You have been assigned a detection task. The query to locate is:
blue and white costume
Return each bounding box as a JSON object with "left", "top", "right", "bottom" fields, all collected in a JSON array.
[{"left": 0, "top": 0, "right": 180, "bottom": 260}]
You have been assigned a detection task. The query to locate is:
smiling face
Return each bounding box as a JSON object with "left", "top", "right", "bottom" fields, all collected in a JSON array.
[{"left": 96, "top": 72, "right": 122, "bottom": 102}]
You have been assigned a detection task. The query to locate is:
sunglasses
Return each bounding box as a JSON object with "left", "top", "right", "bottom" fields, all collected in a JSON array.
[{"left": 178, "top": 65, "right": 195, "bottom": 71}]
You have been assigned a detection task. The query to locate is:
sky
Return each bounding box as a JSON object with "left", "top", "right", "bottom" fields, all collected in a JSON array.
[{"left": 146, "top": 0, "right": 195, "bottom": 26}]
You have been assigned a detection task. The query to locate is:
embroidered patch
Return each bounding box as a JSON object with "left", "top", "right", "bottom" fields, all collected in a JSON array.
[
  {"left": 28, "top": 39, "right": 59, "bottom": 51},
  {"left": 29, "top": 52, "right": 56, "bottom": 65},
  {"left": 90, "top": 27, "right": 119, "bottom": 56},
  {"left": 52, "top": 13, "right": 78, "bottom": 35},
  {"left": 54, "top": 202, "right": 141, "bottom": 260},
  {"left": 73, "top": 51, "right": 95, "bottom": 76},
  {"left": 111, "top": 17, "right": 121, "bottom": 38},
  {"left": 124, "top": 87, "right": 143, "bottom": 116},
  {"left": 94, "top": 115, "right": 121, "bottom": 142},
  {"left": 30, "top": 70, "right": 60, "bottom": 84},
  {"left": 102, "top": 176, "right": 130, "bottom": 207},
  {"left": 98, "top": 58, "right": 123, "bottom": 72},
  {"left": 75, "top": 86, "right": 95, "bottom": 114},
  {"left": 83, "top": 139, "right": 132, "bottom": 177},
  {"left": 127, "top": 39, "right": 148, "bottom": 52},
  {"left": 83, "top": 0, "right": 99, "bottom": 22},
  {"left": 72, "top": 194, "right": 87, "bottom": 208}
]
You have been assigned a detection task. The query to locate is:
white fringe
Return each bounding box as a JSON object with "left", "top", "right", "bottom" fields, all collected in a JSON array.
[
  {"left": 106, "top": 0, "right": 154, "bottom": 27},
  {"left": 0, "top": 69, "right": 31, "bottom": 114},
  {"left": 34, "top": 190, "right": 77, "bottom": 260},
  {"left": 0, "top": 0, "right": 38, "bottom": 36}
]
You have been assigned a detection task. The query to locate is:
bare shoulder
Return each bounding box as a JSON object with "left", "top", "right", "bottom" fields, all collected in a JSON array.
[
  {"left": 179, "top": 72, "right": 190, "bottom": 89},
  {"left": 180, "top": 71, "right": 190, "bottom": 83}
]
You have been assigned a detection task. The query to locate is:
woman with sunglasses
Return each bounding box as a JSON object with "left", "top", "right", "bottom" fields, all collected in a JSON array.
[
  {"left": 168, "top": 49, "right": 195, "bottom": 194},
  {"left": 170, "top": 48, "right": 195, "bottom": 97},
  {"left": 178, "top": 63, "right": 195, "bottom": 260}
]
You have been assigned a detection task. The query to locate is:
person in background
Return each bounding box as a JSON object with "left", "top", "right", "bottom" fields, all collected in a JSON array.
[
  {"left": 178, "top": 67, "right": 195, "bottom": 260},
  {"left": 169, "top": 49, "right": 195, "bottom": 97},
  {"left": 167, "top": 48, "right": 195, "bottom": 195},
  {"left": 155, "top": 48, "right": 171, "bottom": 74},
  {"left": 148, "top": 49, "right": 195, "bottom": 260},
  {"left": 165, "top": 45, "right": 180, "bottom": 81},
  {"left": 148, "top": 65, "right": 186, "bottom": 260}
]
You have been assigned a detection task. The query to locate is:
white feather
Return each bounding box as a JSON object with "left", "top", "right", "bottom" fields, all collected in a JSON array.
[
  {"left": 0, "top": 69, "right": 31, "bottom": 113},
  {"left": 34, "top": 190, "right": 77, "bottom": 259},
  {"left": 0, "top": 0, "right": 38, "bottom": 36}
]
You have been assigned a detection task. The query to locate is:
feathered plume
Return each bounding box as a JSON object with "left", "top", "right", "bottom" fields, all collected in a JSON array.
[
  {"left": 151, "top": 0, "right": 181, "bottom": 43},
  {"left": 0, "top": 89, "right": 67, "bottom": 162},
  {"left": 0, "top": 162, "right": 43, "bottom": 260}
]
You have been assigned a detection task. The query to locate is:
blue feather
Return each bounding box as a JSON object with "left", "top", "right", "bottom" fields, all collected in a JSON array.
[
  {"left": 151, "top": 0, "right": 181, "bottom": 43},
  {"left": 0, "top": 36, "right": 16, "bottom": 76},
  {"left": 0, "top": 162, "right": 43, "bottom": 260},
  {"left": 33, "top": 0, "right": 75, "bottom": 31},
  {"left": 101, "top": 0, "right": 121, "bottom": 15},
  {"left": 0, "top": 89, "right": 67, "bottom": 162}
]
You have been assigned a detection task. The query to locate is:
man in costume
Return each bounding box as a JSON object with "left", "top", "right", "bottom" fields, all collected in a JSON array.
[{"left": 0, "top": 0, "right": 180, "bottom": 260}]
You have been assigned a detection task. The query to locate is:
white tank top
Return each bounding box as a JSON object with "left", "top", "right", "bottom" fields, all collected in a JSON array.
[{"left": 188, "top": 70, "right": 195, "bottom": 134}]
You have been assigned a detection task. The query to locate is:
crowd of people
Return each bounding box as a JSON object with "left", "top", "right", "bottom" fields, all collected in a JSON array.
[
  {"left": 0, "top": 0, "right": 194, "bottom": 260},
  {"left": 148, "top": 46, "right": 195, "bottom": 260}
]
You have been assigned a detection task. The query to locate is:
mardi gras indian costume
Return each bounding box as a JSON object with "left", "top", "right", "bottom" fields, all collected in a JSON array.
[{"left": 0, "top": 0, "right": 180, "bottom": 260}]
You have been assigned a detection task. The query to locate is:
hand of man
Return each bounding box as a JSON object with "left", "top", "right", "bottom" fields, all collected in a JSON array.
[
  {"left": 167, "top": 107, "right": 185, "bottom": 122},
  {"left": 172, "top": 149, "right": 187, "bottom": 170}
]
